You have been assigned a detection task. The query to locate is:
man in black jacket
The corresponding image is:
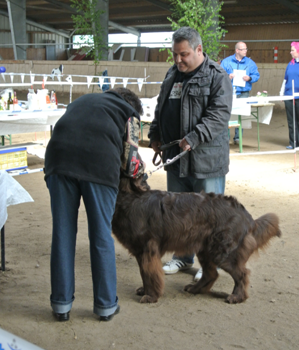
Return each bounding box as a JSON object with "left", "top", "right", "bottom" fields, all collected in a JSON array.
[
  {"left": 45, "top": 88, "right": 143, "bottom": 322},
  {"left": 149, "top": 27, "right": 232, "bottom": 281}
]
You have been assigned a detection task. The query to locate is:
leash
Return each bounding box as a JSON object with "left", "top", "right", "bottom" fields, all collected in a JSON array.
[
  {"left": 152, "top": 139, "right": 182, "bottom": 166},
  {"left": 147, "top": 139, "right": 189, "bottom": 178}
]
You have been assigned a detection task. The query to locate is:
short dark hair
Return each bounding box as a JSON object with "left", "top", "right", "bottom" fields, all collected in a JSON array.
[
  {"left": 172, "top": 27, "right": 202, "bottom": 51},
  {"left": 110, "top": 87, "right": 143, "bottom": 115}
]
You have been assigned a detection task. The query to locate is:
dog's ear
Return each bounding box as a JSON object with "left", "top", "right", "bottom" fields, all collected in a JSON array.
[{"left": 119, "top": 175, "right": 134, "bottom": 193}]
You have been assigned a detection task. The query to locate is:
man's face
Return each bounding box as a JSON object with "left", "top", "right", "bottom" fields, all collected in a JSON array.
[
  {"left": 172, "top": 40, "right": 204, "bottom": 73},
  {"left": 235, "top": 43, "right": 248, "bottom": 60}
]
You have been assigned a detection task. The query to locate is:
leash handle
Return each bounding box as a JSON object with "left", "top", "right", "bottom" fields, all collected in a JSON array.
[
  {"left": 151, "top": 139, "right": 184, "bottom": 170},
  {"left": 159, "top": 139, "right": 182, "bottom": 151},
  {"left": 152, "top": 151, "right": 162, "bottom": 166},
  {"left": 165, "top": 149, "right": 188, "bottom": 165}
]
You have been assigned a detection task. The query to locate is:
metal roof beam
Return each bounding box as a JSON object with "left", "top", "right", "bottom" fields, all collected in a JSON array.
[
  {"left": 143, "top": 0, "right": 171, "bottom": 11},
  {"left": 108, "top": 21, "right": 140, "bottom": 36},
  {"left": 273, "top": 0, "right": 299, "bottom": 14},
  {"left": 0, "top": 9, "right": 70, "bottom": 38},
  {"left": 42, "top": 0, "right": 140, "bottom": 36}
]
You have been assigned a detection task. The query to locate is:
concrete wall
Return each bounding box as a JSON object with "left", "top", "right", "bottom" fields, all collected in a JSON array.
[{"left": 0, "top": 60, "right": 287, "bottom": 100}]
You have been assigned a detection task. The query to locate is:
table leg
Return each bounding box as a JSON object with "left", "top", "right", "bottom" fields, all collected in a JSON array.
[
  {"left": 257, "top": 109, "right": 260, "bottom": 151},
  {"left": 1, "top": 225, "right": 5, "bottom": 271},
  {"left": 238, "top": 115, "right": 243, "bottom": 153},
  {"left": 140, "top": 122, "right": 144, "bottom": 142}
]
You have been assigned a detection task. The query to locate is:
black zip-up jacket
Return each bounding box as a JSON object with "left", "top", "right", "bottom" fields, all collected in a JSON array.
[
  {"left": 45, "top": 91, "right": 140, "bottom": 189},
  {"left": 148, "top": 53, "right": 233, "bottom": 179}
]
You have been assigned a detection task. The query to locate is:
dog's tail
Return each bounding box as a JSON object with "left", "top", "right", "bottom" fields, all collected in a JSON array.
[{"left": 253, "top": 213, "right": 281, "bottom": 249}]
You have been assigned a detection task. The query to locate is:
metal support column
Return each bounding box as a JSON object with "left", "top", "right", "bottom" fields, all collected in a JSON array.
[
  {"left": 1, "top": 226, "right": 5, "bottom": 271},
  {"left": 6, "top": 0, "right": 27, "bottom": 60}
]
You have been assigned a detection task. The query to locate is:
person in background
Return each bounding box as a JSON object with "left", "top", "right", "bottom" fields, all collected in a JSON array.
[
  {"left": 148, "top": 27, "right": 232, "bottom": 281},
  {"left": 280, "top": 42, "right": 299, "bottom": 149},
  {"left": 221, "top": 42, "right": 260, "bottom": 144},
  {"left": 44, "top": 88, "right": 143, "bottom": 322}
]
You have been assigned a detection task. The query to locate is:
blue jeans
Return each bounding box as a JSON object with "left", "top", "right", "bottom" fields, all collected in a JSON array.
[
  {"left": 46, "top": 174, "right": 118, "bottom": 317},
  {"left": 167, "top": 170, "right": 225, "bottom": 264},
  {"left": 234, "top": 91, "right": 249, "bottom": 141}
]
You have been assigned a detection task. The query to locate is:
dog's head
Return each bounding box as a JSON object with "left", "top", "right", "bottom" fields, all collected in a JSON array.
[{"left": 119, "top": 171, "right": 150, "bottom": 194}]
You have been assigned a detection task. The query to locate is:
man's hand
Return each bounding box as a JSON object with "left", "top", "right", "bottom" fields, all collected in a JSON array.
[
  {"left": 243, "top": 75, "right": 251, "bottom": 82},
  {"left": 229, "top": 73, "right": 235, "bottom": 80},
  {"left": 179, "top": 138, "right": 191, "bottom": 151},
  {"left": 151, "top": 140, "right": 162, "bottom": 153}
]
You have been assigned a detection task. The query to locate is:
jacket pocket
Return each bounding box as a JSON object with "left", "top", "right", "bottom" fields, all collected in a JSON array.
[
  {"left": 191, "top": 135, "right": 228, "bottom": 174},
  {"left": 188, "top": 87, "right": 210, "bottom": 129}
]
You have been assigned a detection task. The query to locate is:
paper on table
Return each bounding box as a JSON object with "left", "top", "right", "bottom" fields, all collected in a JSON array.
[
  {"left": 233, "top": 69, "right": 246, "bottom": 87},
  {"left": 0, "top": 170, "right": 34, "bottom": 229}
]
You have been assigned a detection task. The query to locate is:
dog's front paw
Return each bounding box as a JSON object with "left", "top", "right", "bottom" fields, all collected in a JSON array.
[
  {"left": 140, "top": 295, "right": 158, "bottom": 303},
  {"left": 184, "top": 283, "right": 199, "bottom": 294},
  {"left": 136, "top": 286, "right": 145, "bottom": 296},
  {"left": 226, "top": 294, "right": 246, "bottom": 304}
]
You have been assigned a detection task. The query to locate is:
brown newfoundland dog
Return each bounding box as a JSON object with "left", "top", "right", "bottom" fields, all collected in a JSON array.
[{"left": 112, "top": 173, "right": 281, "bottom": 304}]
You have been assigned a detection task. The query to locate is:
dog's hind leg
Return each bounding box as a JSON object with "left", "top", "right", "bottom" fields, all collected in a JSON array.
[
  {"left": 224, "top": 263, "right": 250, "bottom": 304},
  {"left": 184, "top": 258, "right": 218, "bottom": 295},
  {"left": 135, "top": 241, "right": 165, "bottom": 303}
]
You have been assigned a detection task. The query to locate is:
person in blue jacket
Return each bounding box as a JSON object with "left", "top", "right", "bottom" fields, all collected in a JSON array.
[
  {"left": 280, "top": 41, "right": 299, "bottom": 149},
  {"left": 221, "top": 42, "right": 260, "bottom": 144}
]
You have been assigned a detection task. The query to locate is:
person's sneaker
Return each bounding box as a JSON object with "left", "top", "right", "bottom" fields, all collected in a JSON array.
[
  {"left": 286, "top": 145, "right": 293, "bottom": 149},
  {"left": 162, "top": 259, "right": 193, "bottom": 274},
  {"left": 194, "top": 268, "right": 221, "bottom": 281},
  {"left": 194, "top": 268, "right": 203, "bottom": 281},
  {"left": 234, "top": 139, "right": 239, "bottom": 145}
]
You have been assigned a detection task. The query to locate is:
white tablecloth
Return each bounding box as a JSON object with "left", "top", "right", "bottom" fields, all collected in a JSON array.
[
  {"left": 231, "top": 98, "right": 275, "bottom": 129},
  {"left": 0, "top": 170, "right": 34, "bottom": 229},
  {"left": 0, "top": 109, "right": 66, "bottom": 135}
]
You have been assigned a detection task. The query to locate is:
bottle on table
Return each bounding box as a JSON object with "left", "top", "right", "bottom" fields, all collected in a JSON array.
[
  {"left": 7, "top": 92, "right": 13, "bottom": 111},
  {"left": 50, "top": 90, "right": 57, "bottom": 108},
  {"left": 13, "top": 91, "right": 19, "bottom": 110}
]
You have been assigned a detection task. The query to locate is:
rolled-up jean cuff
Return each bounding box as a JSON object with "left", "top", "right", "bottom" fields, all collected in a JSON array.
[
  {"left": 51, "top": 299, "right": 73, "bottom": 314},
  {"left": 94, "top": 297, "right": 118, "bottom": 317}
]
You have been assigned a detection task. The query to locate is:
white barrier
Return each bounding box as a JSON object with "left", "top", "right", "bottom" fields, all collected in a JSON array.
[{"left": 0, "top": 327, "right": 44, "bottom": 350}]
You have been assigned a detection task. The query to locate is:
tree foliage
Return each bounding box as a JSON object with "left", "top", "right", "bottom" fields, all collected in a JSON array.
[
  {"left": 167, "top": 0, "right": 227, "bottom": 61},
  {"left": 70, "top": 0, "right": 107, "bottom": 63}
]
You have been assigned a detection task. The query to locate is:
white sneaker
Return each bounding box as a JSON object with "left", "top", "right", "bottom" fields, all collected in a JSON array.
[
  {"left": 162, "top": 259, "right": 193, "bottom": 275},
  {"left": 194, "top": 268, "right": 220, "bottom": 281},
  {"left": 194, "top": 268, "right": 203, "bottom": 281}
]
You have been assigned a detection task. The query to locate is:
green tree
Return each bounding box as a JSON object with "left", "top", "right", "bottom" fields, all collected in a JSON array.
[
  {"left": 167, "top": 0, "right": 227, "bottom": 61},
  {"left": 70, "top": 0, "right": 107, "bottom": 64}
]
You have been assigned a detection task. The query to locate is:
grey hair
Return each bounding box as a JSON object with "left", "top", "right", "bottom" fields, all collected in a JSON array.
[{"left": 172, "top": 27, "right": 202, "bottom": 51}]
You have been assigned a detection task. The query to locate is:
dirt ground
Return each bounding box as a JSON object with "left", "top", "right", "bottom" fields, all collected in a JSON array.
[{"left": 1, "top": 104, "right": 299, "bottom": 350}]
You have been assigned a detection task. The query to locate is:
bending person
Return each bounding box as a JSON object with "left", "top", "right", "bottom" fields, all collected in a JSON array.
[{"left": 44, "top": 88, "right": 143, "bottom": 322}]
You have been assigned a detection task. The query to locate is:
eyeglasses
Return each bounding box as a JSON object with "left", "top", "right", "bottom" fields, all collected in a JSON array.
[{"left": 238, "top": 48, "right": 248, "bottom": 51}]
